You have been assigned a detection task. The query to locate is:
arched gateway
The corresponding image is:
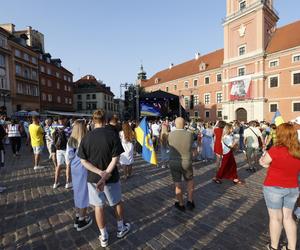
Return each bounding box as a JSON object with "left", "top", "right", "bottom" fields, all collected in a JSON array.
[{"left": 236, "top": 108, "right": 247, "bottom": 122}]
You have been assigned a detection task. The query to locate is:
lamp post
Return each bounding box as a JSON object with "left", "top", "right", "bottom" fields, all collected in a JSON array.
[{"left": 135, "top": 84, "right": 139, "bottom": 121}]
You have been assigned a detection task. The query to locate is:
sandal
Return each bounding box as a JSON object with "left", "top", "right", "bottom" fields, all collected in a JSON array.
[
  {"left": 266, "top": 243, "right": 278, "bottom": 250},
  {"left": 233, "top": 179, "right": 244, "bottom": 185},
  {"left": 213, "top": 178, "right": 222, "bottom": 184}
]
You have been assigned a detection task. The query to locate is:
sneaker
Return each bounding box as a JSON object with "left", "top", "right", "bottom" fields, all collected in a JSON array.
[
  {"left": 294, "top": 207, "right": 300, "bottom": 219},
  {"left": 74, "top": 216, "right": 79, "bottom": 228},
  {"left": 186, "top": 201, "right": 195, "bottom": 211},
  {"left": 34, "top": 166, "right": 45, "bottom": 170},
  {"left": 53, "top": 182, "right": 60, "bottom": 189},
  {"left": 77, "top": 217, "right": 93, "bottom": 232},
  {"left": 65, "top": 182, "right": 72, "bottom": 189},
  {"left": 174, "top": 202, "right": 185, "bottom": 212},
  {"left": 0, "top": 186, "right": 7, "bottom": 193},
  {"left": 117, "top": 223, "right": 131, "bottom": 239},
  {"left": 98, "top": 234, "right": 109, "bottom": 248}
]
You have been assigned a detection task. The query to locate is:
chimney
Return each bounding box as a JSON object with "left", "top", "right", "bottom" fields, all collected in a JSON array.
[
  {"left": 195, "top": 52, "right": 201, "bottom": 60},
  {"left": 169, "top": 63, "right": 174, "bottom": 69}
]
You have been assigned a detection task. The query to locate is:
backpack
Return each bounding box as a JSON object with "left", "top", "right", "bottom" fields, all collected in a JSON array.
[{"left": 54, "top": 129, "right": 67, "bottom": 150}]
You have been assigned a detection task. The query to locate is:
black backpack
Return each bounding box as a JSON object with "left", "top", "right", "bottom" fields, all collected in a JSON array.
[{"left": 54, "top": 129, "right": 67, "bottom": 150}]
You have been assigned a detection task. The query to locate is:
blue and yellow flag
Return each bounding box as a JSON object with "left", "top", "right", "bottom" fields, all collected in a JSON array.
[
  {"left": 135, "top": 117, "right": 157, "bottom": 165},
  {"left": 272, "top": 110, "right": 284, "bottom": 126}
]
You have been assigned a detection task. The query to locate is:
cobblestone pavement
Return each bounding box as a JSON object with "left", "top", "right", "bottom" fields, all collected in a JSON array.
[{"left": 0, "top": 143, "right": 298, "bottom": 250}]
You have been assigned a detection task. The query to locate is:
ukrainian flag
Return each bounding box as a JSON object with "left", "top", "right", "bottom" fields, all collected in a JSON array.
[
  {"left": 135, "top": 117, "right": 157, "bottom": 165},
  {"left": 272, "top": 110, "right": 284, "bottom": 126}
]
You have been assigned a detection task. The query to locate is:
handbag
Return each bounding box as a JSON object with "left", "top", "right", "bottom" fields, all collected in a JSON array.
[{"left": 249, "top": 127, "right": 263, "bottom": 148}]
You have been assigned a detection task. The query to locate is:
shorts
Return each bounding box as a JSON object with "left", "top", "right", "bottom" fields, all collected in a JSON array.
[
  {"left": 169, "top": 161, "right": 193, "bottom": 182},
  {"left": 87, "top": 181, "right": 122, "bottom": 207},
  {"left": 263, "top": 186, "right": 299, "bottom": 209},
  {"left": 245, "top": 147, "right": 259, "bottom": 159},
  {"left": 57, "top": 150, "right": 66, "bottom": 166},
  {"left": 32, "top": 146, "right": 44, "bottom": 155}
]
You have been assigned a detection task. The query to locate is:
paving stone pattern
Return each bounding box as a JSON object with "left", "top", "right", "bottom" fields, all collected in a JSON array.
[{"left": 0, "top": 143, "right": 298, "bottom": 250}]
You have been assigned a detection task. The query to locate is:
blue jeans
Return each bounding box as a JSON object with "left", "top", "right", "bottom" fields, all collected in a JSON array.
[{"left": 263, "top": 186, "right": 299, "bottom": 209}]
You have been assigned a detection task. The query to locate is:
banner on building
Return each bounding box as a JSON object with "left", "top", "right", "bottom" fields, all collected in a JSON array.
[
  {"left": 229, "top": 76, "right": 251, "bottom": 100},
  {"left": 140, "top": 102, "right": 161, "bottom": 116}
]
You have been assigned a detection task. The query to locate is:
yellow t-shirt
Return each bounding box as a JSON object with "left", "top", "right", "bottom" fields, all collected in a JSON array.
[{"left": 29, "top": 124, "right": 44, "bottom": 147}]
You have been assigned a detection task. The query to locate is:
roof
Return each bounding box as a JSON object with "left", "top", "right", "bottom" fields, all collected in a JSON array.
[
  {"left": 74, "top": 75, "right": 114, "bottom": 96},
  {"left": 143, "top": 49, "right": 224, "bottom": 87},
  {"left": 266, "top": 20, "right": 300, "bottom": 54}
]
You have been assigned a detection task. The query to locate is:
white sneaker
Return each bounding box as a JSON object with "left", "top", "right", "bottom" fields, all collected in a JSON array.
[
  {"left": 65, "top": 182, "right": 72, "bottom": 189},
  {"left": 98, "top": 234, "right": 109, "bottom": 248},
  {"left": 34, "top": 166, "right": 45, "bottom": 170},
  {"left": 0, "top": 186, "right": 7, "bottom": 193},
  {"left": 53, "top": 182, "right": 60, "bottom": 189},
  {"left": 117, "top": 223, "right": 131, "bottom": 238}
]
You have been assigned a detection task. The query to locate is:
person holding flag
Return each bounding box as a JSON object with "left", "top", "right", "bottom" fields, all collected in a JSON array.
[{"left": 272, "top": 110, "right": 284, "bottom": 126}]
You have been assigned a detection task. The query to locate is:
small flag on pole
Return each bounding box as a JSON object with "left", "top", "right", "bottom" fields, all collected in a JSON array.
[
  {"left": 272, "top": 110, "right": 284, "bottom": 126},
  {"left": 135, "top": 117, "right": 157, "bottom": 165}
]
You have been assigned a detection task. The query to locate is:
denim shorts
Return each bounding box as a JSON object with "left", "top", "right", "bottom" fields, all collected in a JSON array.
[
  {"left": 88, "top": 181, "right": 122, "bottom": 207},
  {"left": 263, "top": 186, "right": 299, "bottom": 209},
  {"left": 32, "top": 146, "right": 44, "bottom": 155}
]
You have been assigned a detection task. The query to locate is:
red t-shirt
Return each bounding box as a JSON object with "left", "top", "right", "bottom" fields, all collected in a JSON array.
[
  {"left": 214, "top": 127, "right": 223, "bottom": 155},
  {"left": 264, "top": 146, "right": 300, "bottom": 188}
]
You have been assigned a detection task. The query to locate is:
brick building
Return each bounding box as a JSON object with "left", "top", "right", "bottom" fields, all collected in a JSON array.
[
  {"left": 74, "top": 75, "right": 117, "bottom": 115},
  {"left": 39, "top": 53, "right": 73, "bottom": 112},
  {"left": 140, "top": 0, "right": 300, "bottom": 122}
]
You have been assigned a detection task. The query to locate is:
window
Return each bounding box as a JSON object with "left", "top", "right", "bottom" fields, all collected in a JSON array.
[
  {"left": 205, "top": 77, "right": 210, "bottom": 84},
  {"left": 240, "top": 1, "right": 246, "bottom": 11},
  {"left": 23, "top": 53, "right": 29, "bottom": 61},
  {"left": 68, "top": 86, "right": 71, "bottom": 92},
  {"left": 174, "top": 84, "right": 177, "bottom": 90},
  {"left": 184, "top": 97, "right": 189, "bottom": 109},
  {"left": 92, "top": 103, "right": 97, "bottom": 109},
  {"left": 194, "top": 95, "right": 199, "bottom": 105},
  {"left": 48, "top": 94, "right": 52, "bottom": 102},
  {"left": 32, "top": 70, "right": 37, "bottom": 80},
  {"left": 269, "top": 103, "right": 278, "bottom": 112},
  {"left": 216, "top": 92, "right": 222, "bottom": 103},
  {"left": 269, "top": 76, "right": 279, "bottom": 88},
  {"left": 269, "top": 60, "right": 279, "bottom": 68},
  {"left": 77, "top": 102, "right": 82, "bottom": 110},
  {"left": 205, "top": 111, "right": 210, "bottom": 118},
  {"left": 166, "top": 86, "right": 169, "bottom": 92},
  {"left": 0, "top": 54, "right": 5, "bottom": 67},
  {"left": 64, "top": 85, "right": 67, "bottom": 91},
  {"left": 47, "top": 80, "right": 52, "bottom": 87},
  {"left": 56, "top": 82, "right": 60, "bottom": 89},
  {"left": 87, "top": 94, "right": 90, "bottom": 100},
  {"left": 217, "top": 74, "right": 222, "bottom": 82},
  {"left": 56, "top": 72, "right": 60, "bottom": 78},
  {"left": 17, "top": 83, "right": 23, "bottom": 94},
  {"left": 293, "top": 54, "right": 300, "bottom": 63},
  {"left": 293, "top": 102, "right": 300, "bottom": 112},
  {"left": 204, "top": 94, "right": 210, "bottom": 104},
  {"left": 41, "top": 78, "right": 46, "bottom": 85},
  {"left": 25, "top": 85, "right": 30, "bottom": 95},
  {"left": 32, "top": 86, "right": 38, "bottom": 96},
  {"left": 78, "top": 94, "right": 82, "bottom": 100},
  {"left": 42, "top": 93, "right": 46, "bottom": 101},
  {"left": 193, "top": 79, "right": 198, "bottom": 87},
  {"left": 32, "top": 57, "right": 37, "bottom": 64},
  {"left": 57, "top": 96, "right": 61, "bottom": 103},
  {"left": 91, "top": 94, "right": 96, "bottom": 99},
  {"left": 217, "top": 110, "right": 222, "bottom": 119},
  {"left": 47, "top": 68, "right": 51, "bottom": 75},
  {"left": 194, "top": 111, "right": 199, "bottom": 117},
  {"left": 40, "top": 66, "right": 45, "bottom": 73},
  {"left": 68, "top": 77, "right": 72, "bottom": 82},
  {"left": 69, "top": 98, "right": 72, "bottom": 105},
  {"left": 0, "top": 37, "right": 5, "bottom": 48},
  {"left": 63, "top": 75, "right": 67, "bottom": 81},
  {"left": 16, "top": 64, "right": 22, "bottom": 75},
  {"left": 65, "top": 97, "right": 68, "bottom": 104},
  {"left": 24, "top": 68, "right": 30, "bottom": 79},
  {"left": 238, "top": 67, "right": 246, "bottom": 76},
  {"left": 184, "top": 81, "right": 189, "bottom": 88},
  {"left": 15, "top": 49, "right": 21, "bottom": 57},
  {"left": 293, "top": 72, "right": 300, "bottom": 85},
  {"left": 239, "top": 45, "right": 246, "bottom": 56}
]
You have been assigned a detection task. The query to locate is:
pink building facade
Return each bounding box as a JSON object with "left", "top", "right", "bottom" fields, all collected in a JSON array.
[{"left": 141, "top": 0, "right": 300, "bottom": 122}]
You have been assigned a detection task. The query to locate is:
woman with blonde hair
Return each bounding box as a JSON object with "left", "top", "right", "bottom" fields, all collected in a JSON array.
[
  {"left": 213, "top": 123, "right": 243, "bottom": 185},
  {"left": 260, "top": 123, "right": 300, "bottom": 250},
  {"left": 66, "top": 119, "right": 92, "bottom": 231},
  {"left": 119, "top": 121, "right": 134, "bottom": 180},
  {"left": 160, "top": 124, "right": 169, "bottom": 168}
]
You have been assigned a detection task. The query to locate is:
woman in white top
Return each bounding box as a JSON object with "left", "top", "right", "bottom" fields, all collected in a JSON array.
[
  {"left": 6, "top": 119, "right": 22, "bottom": 157},
  {"left": 119, "top": 122, "right": 134, "bottom": 180}
]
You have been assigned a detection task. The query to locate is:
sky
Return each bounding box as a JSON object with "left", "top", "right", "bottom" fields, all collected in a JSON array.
[{"left": 1, "top": 0, "right": 300, "bottom": 97}]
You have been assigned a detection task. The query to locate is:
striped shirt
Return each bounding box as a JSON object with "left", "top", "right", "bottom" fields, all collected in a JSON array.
[{"left": 7, "top": 124, "right": 21, "bottom": 137}]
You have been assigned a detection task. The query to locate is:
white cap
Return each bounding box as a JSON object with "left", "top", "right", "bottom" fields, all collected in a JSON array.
[{"left": 291, "top": 116, "right": 300, "bottom": 125}]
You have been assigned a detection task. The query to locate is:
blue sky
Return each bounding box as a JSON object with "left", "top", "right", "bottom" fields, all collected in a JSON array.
[{"left": 1, "top": 0, "right": 300, "bottom": 97}]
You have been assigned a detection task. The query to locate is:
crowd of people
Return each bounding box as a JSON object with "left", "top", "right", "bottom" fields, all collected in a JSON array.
[{"left": 0, "top": 112, "right": 299, "bottom": 249}]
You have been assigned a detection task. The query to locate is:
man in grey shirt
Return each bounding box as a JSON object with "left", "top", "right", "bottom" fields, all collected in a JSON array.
[{"left": 168, "top": 117, "right": 195, "bottom": 211}]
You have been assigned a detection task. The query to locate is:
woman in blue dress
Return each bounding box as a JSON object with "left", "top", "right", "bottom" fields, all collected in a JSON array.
[
  {"left": 66, "top": 119, "right": 92, "bottom": 231},
  {"left": 201, "top": 123, "right": 215, "bottom": 162}
]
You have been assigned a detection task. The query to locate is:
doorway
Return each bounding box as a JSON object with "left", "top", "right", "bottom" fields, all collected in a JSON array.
[{"left": 236, "top": 108, "right": 247, "bottom": 122}]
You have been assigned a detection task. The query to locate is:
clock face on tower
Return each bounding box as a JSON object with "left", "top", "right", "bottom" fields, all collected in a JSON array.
[{"left": 238, "top": 24, "right": 246, "bottom": 37}]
